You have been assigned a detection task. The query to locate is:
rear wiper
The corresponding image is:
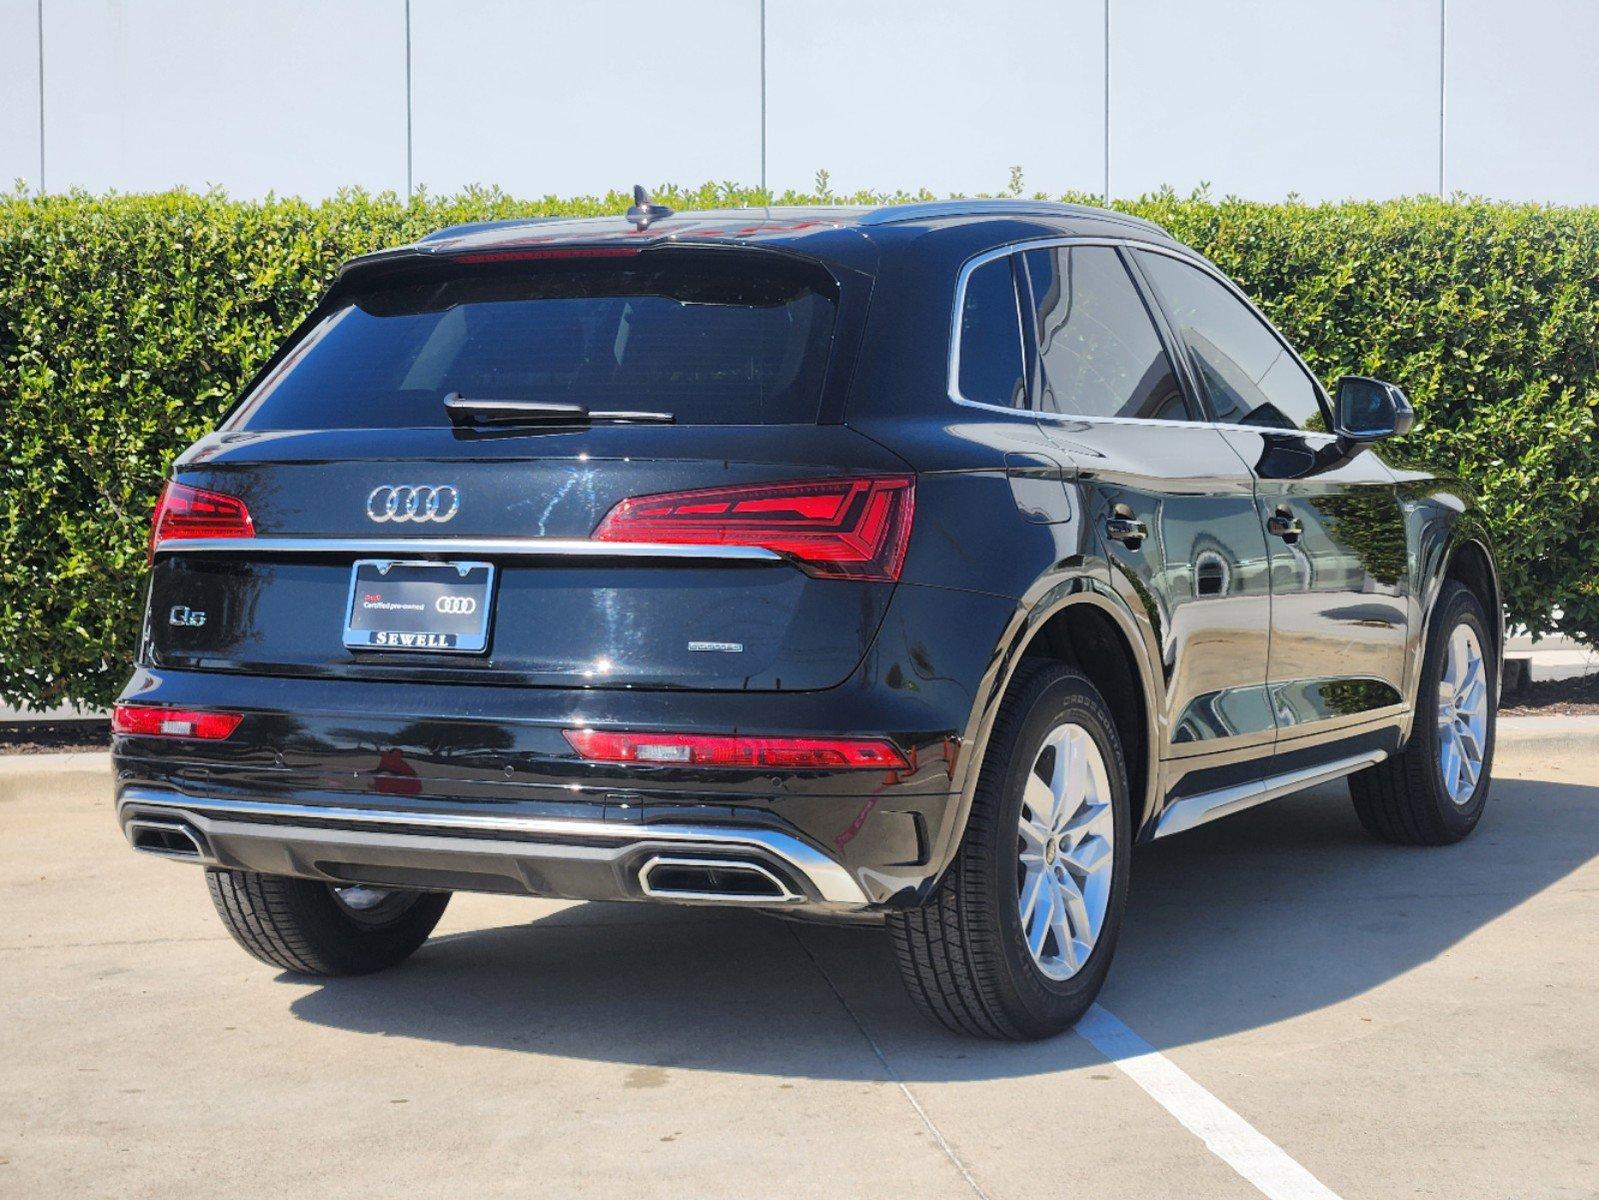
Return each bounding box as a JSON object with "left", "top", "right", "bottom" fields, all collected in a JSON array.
[{"left": 443, "top": 394, "right": 674, "bottom": 427}]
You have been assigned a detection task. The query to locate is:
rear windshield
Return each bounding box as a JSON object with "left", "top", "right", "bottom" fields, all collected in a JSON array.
[{"left": 229, "top": 251, "right": 839, "bottom": 430}]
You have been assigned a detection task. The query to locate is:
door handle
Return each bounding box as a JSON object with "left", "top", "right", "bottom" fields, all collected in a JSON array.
[
  {"left": 1105, "top": 516, "right": 1148, "bottom": 549},
  {"left": 1267, "top": 506, "right": 1303, "bottom": 544}
]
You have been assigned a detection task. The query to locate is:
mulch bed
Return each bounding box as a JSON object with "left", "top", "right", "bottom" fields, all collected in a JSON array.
[
  {"left": 0, "top": 674, "right": 1592, "bottom": 754},
  {"left": 1501, "top": 671, "right": 1599, "bottom": 717},
  {"left": 0, "top": 719, "right": 111, "bottom": 754}
]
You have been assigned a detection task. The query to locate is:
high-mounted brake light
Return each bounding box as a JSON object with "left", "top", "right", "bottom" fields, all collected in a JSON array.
[
  {"left": 450, "top": 246, "right": 643, "bottom": 264},
  {"left": 593, "top": 476, "right": 915, "bottom": 581},
  {"left": 563, "top": 729, "right": 910, "bottom": 770},
  {"left": 112, "top": 704, "right": 243, "bottom": 741},
  {"left": 147, "top": 481, "right": 254, "bottom": 562}
]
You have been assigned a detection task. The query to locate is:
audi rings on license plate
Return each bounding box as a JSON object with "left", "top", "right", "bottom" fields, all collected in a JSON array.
[{"left": 343, "top": 560, "right": 495, "bottom": 654}]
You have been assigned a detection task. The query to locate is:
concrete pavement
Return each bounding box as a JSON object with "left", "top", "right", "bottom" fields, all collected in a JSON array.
[{"left": 2, "top": 737, "right": 1596, "bottom": 1199}]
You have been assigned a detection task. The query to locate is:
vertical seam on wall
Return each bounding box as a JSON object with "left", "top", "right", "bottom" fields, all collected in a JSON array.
[
  {"left": 404, "top": 0, "right": 413, "bottom": 198},
  {"left": 1438, "top": 0, "right": 1447, "bottom": 197},
  {"left": 759, "top": 0, "right": 767, "bottom": 194},
  {"left": 1102, "top": 0, "right": 1110, "bottom": 202},
  {"left": 37, "top": 0, "right": 46, "bottom": 194}
]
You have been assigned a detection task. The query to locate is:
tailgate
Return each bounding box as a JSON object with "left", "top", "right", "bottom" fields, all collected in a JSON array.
[{"left": 146, "top": 426, "right": 909, "bottom": 692}]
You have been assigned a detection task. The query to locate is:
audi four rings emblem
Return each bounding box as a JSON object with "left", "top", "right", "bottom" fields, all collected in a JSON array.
[
  {"left": 435, "top": 595, "right": 477, "bottom": 615},
  {"left": 366, "top": 484, "right": 460, "bottom": 523}
]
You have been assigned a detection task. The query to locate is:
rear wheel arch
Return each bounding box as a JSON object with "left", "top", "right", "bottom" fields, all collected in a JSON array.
[
  {"left": 938, "top": 582, "right": 1160, "bottom": 878},
  {"left": 1017, "top": 598, "right": 1156, "bottom": 838},
  {"left": 889, "top": 662, "right": 1133, "bottom": 1038}
]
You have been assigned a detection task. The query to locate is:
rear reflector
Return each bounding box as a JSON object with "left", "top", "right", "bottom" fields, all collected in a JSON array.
[
  {"left": 112, "top": 705, "right": 243, "bottom": 741},
  {"left": 450, "top": 246, "right": 643, "bottom": 264},
  {"left": 563, "top": 729, "right": 909, "bottom": 770},
  {"left": 148, "top": 481, "right": 254, "bottom": 562},
  {"left": 593, "top": 475, "right": 915, "bottom": 581}
]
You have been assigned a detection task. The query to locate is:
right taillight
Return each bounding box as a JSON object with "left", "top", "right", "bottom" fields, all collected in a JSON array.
[
  {"left": 147, "top": 481, "right": 254, "bottom": 563},
  {"left": 592, "top": 475, "right": 915, "bottom": 581},
  {"left": 563, "top": 729, "right": 909, "bottom": 770}
]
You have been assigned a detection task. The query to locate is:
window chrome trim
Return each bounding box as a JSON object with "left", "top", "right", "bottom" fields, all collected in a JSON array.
[
  {"left": 946, "top": 245, "right": 1033, "bottom": 412},
  {"left": 152, "top": 536, "right": 785, "bottom": 562},
  {"left": 948, "top": 236, "right": 1065, "bottom": 416},
  {"left": 948, "top": 235, "right": 1204, "bottom": 423},
  {"left": 946, "top": 235, "right": 1338, "bottom": 437}
]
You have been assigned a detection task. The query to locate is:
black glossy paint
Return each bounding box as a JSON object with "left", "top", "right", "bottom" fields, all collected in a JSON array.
[
  {"left": 116, "top": 202, "right": 1500, "bottom": 909},
  {"left": 1046, "top": 419, "right": 1277, "bottom": 755},
  {"left": 154, "top": 426, "right": 910, "bottom": 692}
]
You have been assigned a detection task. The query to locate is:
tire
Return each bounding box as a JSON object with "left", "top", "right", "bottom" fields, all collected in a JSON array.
[
  {"left": 205, "top": 869, "right": 450, "bottom": 976},
  {"left": 888, "top": 661, "right": 1132, "bottom": 1040},
  {"left": 1349, "top": 580, "right": 1496, "bottom": 845}
]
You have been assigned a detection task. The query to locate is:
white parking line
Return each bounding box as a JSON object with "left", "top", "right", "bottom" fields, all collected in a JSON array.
[
  {"left": 1076, "top": 1005, "right": 1344, "bottom": 1200},
  {"left": 789, "top": 926, "right": 992, "bottom": 1199}
]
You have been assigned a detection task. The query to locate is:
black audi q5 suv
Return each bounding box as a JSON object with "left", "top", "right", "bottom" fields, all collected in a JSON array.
[{"left": 115, "top": 196, "right": 1500, "bottom": 1038}]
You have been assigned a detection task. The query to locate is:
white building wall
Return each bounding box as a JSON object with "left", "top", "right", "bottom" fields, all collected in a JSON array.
[
  {"left": 765, "top": 0, "right": 1105, "bottom": 198},
  {"left": 1, "top": 0, "right": 1596, "bottom": 203},
  {"left": 28, "top": 0, "right": 405, "bottom": 197},
  {"left": 0, "top": 0, "right": 41, "bottom": 192},
  {"left": 1110, "top": 0, "right": 1442, "bottom": 202},
  {"left": 1447, "top": 0, "right": 1599, "bottom": 202},
  {"left": 409, "top": 0, "right": 761, "bottom": 197}
]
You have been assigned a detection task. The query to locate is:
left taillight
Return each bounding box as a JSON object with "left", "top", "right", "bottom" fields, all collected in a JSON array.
[
  {"left": 112, "top": 705, "right": 243, "bottom": 741},
  {"left": 147, "top": 481, "right": 254, "bottom": 563},
  {"left": 592, "top": 475, "right": 915, "bottom": 582}
]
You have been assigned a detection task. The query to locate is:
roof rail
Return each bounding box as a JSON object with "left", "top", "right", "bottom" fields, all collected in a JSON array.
[{"left": 857, "top": 198, "right": 1169, "bottom": 236}]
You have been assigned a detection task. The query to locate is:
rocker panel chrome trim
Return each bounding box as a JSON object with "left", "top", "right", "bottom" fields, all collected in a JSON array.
[{"left": 1153, "top": 750, "right": 1387, "bottom": 839}]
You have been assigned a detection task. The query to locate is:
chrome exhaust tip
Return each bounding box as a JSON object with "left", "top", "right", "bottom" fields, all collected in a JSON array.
[
  {"left": 126, "top": 818, "right": 207, "bottom": 860},
  {"left": 638, "top": 855, "right": 802, "bottom": 904}
]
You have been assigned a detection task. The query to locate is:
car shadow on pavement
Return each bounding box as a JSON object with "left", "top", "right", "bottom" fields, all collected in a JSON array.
[{"left": 287, "top": 774, "right": 1599, "bottom": 1080}]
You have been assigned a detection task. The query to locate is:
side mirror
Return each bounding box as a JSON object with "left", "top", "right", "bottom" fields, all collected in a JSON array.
[{"left": 1333, "top": 376, "right": 1415, "bottom": 442}]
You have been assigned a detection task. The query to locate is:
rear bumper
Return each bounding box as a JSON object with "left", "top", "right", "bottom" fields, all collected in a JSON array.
[
  {"left": 112, "top": 582, "right": 1021, "bottom": 909},
  {"left": 117, "top": 787, "right": 873, "bottom": 912}
]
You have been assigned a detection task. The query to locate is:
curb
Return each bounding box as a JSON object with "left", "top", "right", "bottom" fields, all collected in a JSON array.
[{"left": 1495, "top": 715, "right": 1599, "bottom": 754}]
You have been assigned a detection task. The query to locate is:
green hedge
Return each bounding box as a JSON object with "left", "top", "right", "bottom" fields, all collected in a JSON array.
[{"left": 2, "top": 184, "right": 1597, "bottom": 709}]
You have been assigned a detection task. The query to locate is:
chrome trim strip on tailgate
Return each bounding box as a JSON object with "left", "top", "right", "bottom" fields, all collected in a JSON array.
[
  {"left": 153, "top": 536, "right": 784, "bottom": 561},
  {"left": 115, "top": 789, "right": 867, "bottom": 905}
]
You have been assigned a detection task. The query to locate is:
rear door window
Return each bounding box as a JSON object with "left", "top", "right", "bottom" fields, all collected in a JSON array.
[
  {"left": 230, "top": 252, "right": 839, "bottom": 430},
  {"left": 1133, "top": 251, "right": 1327, "bottom": 431},
  {"left": 955, "top": 257, "right": 1028, "bottom": 408},
  {"left": 1019, "top": 246, "right": 1191, "bottom": 421}
]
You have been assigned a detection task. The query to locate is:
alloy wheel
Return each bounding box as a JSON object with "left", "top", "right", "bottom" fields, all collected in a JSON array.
[
  {"left": 1436, "top": 623, "right": 1489, "bottom": 805},
  {"left": 1016, "top": 722, "right": 1115, "bottom": 981},
  {"left": 330, "top": 884, "right": 416, "bottom": 926}
]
